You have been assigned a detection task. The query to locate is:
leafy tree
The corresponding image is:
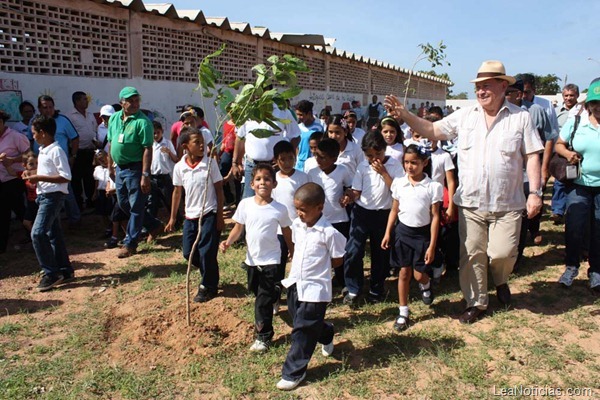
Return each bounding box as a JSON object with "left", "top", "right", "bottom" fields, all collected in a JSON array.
[
  {"left": 403, "top": 41, "right": 451, "bottom": 104},
  {"left": 517, "top": 72, "right": 562, "bottom": 95}
]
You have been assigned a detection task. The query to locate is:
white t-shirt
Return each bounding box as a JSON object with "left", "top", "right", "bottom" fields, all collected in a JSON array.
[
  {"left": 353, "top": 157, "right": 405, "bottom": 210},
  {"left": 336, "top": 140, "right": 364, "bottom": 175},
  {"left": 385, "top": 143, "right": 404, "bottom": 163},
  {"left": 237, "top": 105, "right": 301, "bottom": 162},
  {"left": 281, "top": 215, "right": 347, "bottom": 302},
  {"left": 151, "top": 137, "right": 176, "bottom": 176},
  {"left": 172, "top": 155, "right": 222, "bottom": 218},
  {"left": 307, "top": 164, "right": 353, "bottom": 224},
  {"left": 97, "top": 123, "right": 109, "bottom": 153},
  {"left": 233, "top": 197, "right": 292, "bottom": 266},
  {"left": 430, "top": 147, "right": 455, "bottom": 187},
  {"left": 303, "top": 157, "right": 318, "bottom": 174},
  {"left": 272, "top": 169, "right": 310, "bottom": 230},
  {"left": 93, "top": 165, "right": 110, "bottom": 190},
  {"left": 36, "top": 141, "right": 71, "bottom": 195},
  {"left": 391, "top": 175, "right": 443, "bottom": 228}
]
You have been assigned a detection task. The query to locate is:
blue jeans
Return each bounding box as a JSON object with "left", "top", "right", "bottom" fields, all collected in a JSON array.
[
  {"left": 182, "top": 213, "right": 220, "bottom": 291},
  {"left": 31, "top": 192, "right": 72, "bottom": 277},
  {"left": 551, "top": 180, "right": 567, "bottom": 216},
  {"left": 63, "top": 183, "right": 81, "bottom": 223},
  {"left": 242, "top": 159, "right": 257, "bottom": 199},
  {"left": 565, "top": 184, "right": 599, "bottom": 274},
  {"left": 115, "top": 163, "right": 161, "bottom": 250},
  {"left": 343, "top": 205, "right": 391, "bottom": 296}
]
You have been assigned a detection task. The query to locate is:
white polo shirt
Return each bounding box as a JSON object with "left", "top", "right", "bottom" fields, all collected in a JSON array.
[
  {"left": 350, "top": 127, "right": 366, "bottom": 145},
  {"left": 385, "top": 143, "right": 404, "bottom": 163},
  {"left": 352, "top": 157, "right": 405, "bottom": 210},
  {"left": 37, "top": 141, "right": 71, "bottom": 195},
  {"left": 232, "top": 197, "right": 292, "bottom": 266},
  {"left": 281, "top": 215, "right": 347, "bottom": 302},
  {"left": 151, "top": 137, "right": 176, "bottom": 176},
  {"left": 434, "top": 101, "right": 543, "bottom": 212},
  {"left": 303, "top": 157, "right": 318, "bottom": 174},
  {"left": 307, "top": 164, "right": 353, "bottom": 224},
  {"left": 93, "top": 165, "right": 110, "bottom": 190},
  {"left": 237, "top": 105, "right": 301, "bottom": 162},
  {"left": 336, "top": 140, "right": 364, "bottom": 174},
  {"left": 430, "top": 147, "right": 455, "bottom": 187},
  {"left": 172, "top": 155, "right": 222, "bottom": 218},
  {"left": 391, "top": 176, "right": 443, "bottom": 228},
  {"left": 68, "top": 108, "right": 98, "bottom": 150}
]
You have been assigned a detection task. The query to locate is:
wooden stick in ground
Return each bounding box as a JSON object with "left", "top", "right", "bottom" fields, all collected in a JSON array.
[{"left": 185, "top": 147, "right": 215, "bottom": 326}]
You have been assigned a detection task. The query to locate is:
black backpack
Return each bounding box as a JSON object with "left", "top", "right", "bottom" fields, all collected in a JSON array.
[{"left": 368, "top": 102, "right": 381, "bottom": 118}]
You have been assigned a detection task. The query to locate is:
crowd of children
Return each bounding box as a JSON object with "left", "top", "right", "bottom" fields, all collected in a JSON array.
[{"left": 2, "top": 100, "right": 465, "bottom": 391}]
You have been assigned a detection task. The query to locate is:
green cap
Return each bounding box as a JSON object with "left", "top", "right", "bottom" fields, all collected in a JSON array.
[
  {"left": 586, "top": 79, "right": 600, "bottom": 103},
  {"left": 119, "top": 86, "right": 140, "bottom": 100}
]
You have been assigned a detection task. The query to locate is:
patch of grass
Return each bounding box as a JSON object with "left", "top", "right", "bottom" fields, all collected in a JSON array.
[
  {"left": 139, "top": 271, "right": 157, "bottom": 292},
  {"left": 563, "top": 343, "right": 589, "bottom": 363},
  {"left": 0, "top": 322, "right": 22, "bottom": 336}
]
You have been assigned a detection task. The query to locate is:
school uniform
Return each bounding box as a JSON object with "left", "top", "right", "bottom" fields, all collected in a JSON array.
[
  {"left": 233, "top": 197, "right": 292, "bottom": 342},
  {"left": 280, "top": 215, "right": 346, "bottom": 381},
  {"left": 32, "top": 141, "right": 73, "bottom": 280},
  {"left": 93, "top": 165, "right": 114, "bottom": 216},
  {"left": 343, "top": 157, "right": 405, "bottom": 298},
  {"left": 336, "top": 140, "right": 364, "bottom": 175},
  {"left": 172, "top": 155, "right": 223, "bottom": 292},
  {"left": 390, "top": 176, "right": 443, "bottom": 273},
  {"left": 385, "top": 143, "right": 404, "bottom": 163},
  {"left": 149, "top": 137, "right": 176, "bottom": 217}
]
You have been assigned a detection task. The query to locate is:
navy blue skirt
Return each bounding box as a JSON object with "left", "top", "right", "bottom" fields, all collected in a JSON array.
[{"left": 391, "top": 220, "right": 432, "bottom": 274}]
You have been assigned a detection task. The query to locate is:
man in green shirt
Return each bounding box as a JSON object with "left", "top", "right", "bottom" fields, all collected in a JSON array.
[{"left": 107, "top": 87, "right": 162, "bottom": 258}]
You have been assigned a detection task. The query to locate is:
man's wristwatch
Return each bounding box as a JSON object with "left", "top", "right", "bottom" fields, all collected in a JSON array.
[
  {"left": 142, "top": 171, "right": 150, "bottom": 177},
  {"left": 530, "top": 188, "right": 543, "bottom": 198}
]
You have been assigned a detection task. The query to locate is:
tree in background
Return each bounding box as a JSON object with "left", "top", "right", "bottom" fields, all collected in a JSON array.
[{"left": 519, "top": 73, "right": 562, "bottom": 95}]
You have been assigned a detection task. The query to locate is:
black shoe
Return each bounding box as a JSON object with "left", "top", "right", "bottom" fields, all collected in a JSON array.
[
  {"left": 496, "top": 284, "right": 511, "bottom": 306},
  {"left": 419, "top": 283, "right": 434, "bottom": 306},
  {"left": 193, "top": 286, "right": 217, "bottom": 303},
  {"left": 104, "top": 237, "right": 119, "bottom": 249},
  {"left": 61, "top": 270, "right": 75, "bottom": 283},
  {"left": 342, "top": 292, "right": 358, "bottom": 306},
  {"left": 366, "top": 292, "right": 384, "bottom": 304},
  {"left": 393, "top": 315, "right": 410, "bottom": 332},
  {"left": 37, "top": 274, "right": 64, "bottom": 292},
  {"left": 459, "top": 307, "right": 486, "bottom": 324}
]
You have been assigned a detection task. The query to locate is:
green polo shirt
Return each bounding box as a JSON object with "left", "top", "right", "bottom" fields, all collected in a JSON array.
[{"left": 107, "top": 110, "right": 153, "bottom": 165}]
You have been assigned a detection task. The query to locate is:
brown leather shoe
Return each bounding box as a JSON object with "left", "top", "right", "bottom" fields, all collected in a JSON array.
[
  {"left": 496, "top": 283, "right": 511, "bottom": 306},
  {"left": 117, "top": 247, "right": 136, "bottom": 259},
  {"left": 459, "top": 307, "right": 486, "bottom": 324}
]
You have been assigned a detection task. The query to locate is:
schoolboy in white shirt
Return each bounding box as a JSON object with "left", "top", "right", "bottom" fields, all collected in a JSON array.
[
  {"left": 149, "top": 121, "right": 178, "bottom": 219},
  {"left": 220, "top": 164, "right": 294, "bottom": 353},
  {"left": 277, "top": 182, "right": 346, "bottom": 391},
  {"left": 25, "top": 115, "right": 74, "bottom": 292},
  {"left": 165, "top": 126, "right": 224, "bottom": 303}
]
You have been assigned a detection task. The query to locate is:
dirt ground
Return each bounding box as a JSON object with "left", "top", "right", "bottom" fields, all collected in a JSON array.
[{"left": 1, "top": 209, "right": 599, "bottom": 399}]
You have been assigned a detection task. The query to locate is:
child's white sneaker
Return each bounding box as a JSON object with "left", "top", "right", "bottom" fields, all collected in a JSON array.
[
  {"left": 321, "top": 341, "right": 334, "bottom": 357},
  {"left": 249, "top": 339, "right": 269, "bottom": 353},
  {"left": 276, "top": 373, "right": 306, "bottom": 390}
]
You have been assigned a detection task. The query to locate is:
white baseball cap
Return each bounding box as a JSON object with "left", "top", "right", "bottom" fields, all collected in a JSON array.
[{"left": 100, "top": 105, "right": 115, "bottom": 117}]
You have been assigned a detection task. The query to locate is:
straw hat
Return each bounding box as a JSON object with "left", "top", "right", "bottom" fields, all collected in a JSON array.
[{"left": 470, "top": 60, "right": 516, "bottom": 85}]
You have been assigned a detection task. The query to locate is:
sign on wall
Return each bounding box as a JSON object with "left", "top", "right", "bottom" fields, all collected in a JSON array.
[{"left": 0, "top": 90, "right": 23, "bottom": 122}]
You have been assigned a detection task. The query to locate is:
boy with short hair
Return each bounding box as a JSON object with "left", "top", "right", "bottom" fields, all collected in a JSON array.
[
  {"left": 165, "top": 126, "right": 224, "bottom": 302},
  {"left": 220, "top": 164, "right": 294, "bottom": 352},
  {"left": 302, "top": 130, "right": 324, "bottom": 174},
  {"left": 277, "top": 182, "right": 347, "bottom": 391},
  {"left": 272, "top": 140, "right": 309, "bottom": 313},
  {"left": 25, "top": 115, "right": 74, "bottom": 291},
  {"left": 307, "top": 138, "right": 353, "bottom": 285}
]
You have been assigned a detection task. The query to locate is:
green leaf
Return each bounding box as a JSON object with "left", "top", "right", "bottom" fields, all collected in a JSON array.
[
  {"left": 267, "top": 55, "right": 279, "bottom": 64},
  {"left": 228, "top": 80, "right": 244, "bottom": 89},
  {"left": 249, "top": 128, "right": 276, "bottom": 138},
  {"left": 280, "top": 86, "right": 301, "bottom": 99}
]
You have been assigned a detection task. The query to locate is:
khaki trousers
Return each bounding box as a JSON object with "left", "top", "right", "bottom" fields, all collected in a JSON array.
[{"left": 458, "top": 207, "right": 522, "bottom": 309}]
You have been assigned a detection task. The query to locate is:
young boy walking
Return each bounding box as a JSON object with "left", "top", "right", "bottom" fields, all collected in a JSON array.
[
  {"left": 220, "top": 164, "right": 294, "bottom": 352},
  {"left": 25, "top": 115, "right": 74, "bottom": 291},
  {"left": 165, "top": 126, "right": 224, "bottom": 302},
  {"left": 277, "top": 182, "right": 347, "bottom": 390}
]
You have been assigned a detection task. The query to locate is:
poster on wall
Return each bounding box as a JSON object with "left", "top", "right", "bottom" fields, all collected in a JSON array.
[{"left": 0, "top": 90, "right": 23, "bottom": 122}]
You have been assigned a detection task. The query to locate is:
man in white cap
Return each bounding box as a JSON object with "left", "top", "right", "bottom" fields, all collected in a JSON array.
[
  {"left": 385, "top": 60, "right": 544, "bottom": 324},
  {"left": 96, "top": 105, "right": 115, "bottom": 153}
]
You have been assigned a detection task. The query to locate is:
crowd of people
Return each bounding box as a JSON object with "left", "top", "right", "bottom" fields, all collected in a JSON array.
[{"left": 1, "top": 59, "right": 599, "bottom": 390}]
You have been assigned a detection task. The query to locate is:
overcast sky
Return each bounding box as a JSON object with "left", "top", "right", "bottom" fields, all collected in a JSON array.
[{"left": 168, "top": 0, "right": 600, "bottom": 98}]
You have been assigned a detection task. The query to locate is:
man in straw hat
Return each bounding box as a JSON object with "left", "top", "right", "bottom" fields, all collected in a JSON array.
[{"left": 384, "top": 60, "right": 544, "bottom": 324}]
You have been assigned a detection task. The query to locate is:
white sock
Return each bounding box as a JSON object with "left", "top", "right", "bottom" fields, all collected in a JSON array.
[{"left": 399, "top": 306, "right": 409, "bottom": 318}]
